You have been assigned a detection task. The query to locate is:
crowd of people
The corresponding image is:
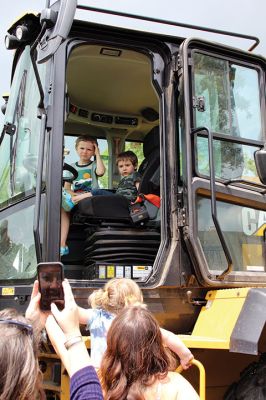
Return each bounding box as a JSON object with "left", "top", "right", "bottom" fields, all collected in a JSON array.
[{"left": 0, "top": 277, "right": 200, "bottom": 400}]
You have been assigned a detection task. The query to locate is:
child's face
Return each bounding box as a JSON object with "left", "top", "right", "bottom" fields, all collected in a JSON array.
[
  {"left": 117, "top": 159, "right": 136, "bottom": 177},
  {"left": 76, "top": 140, "right": 95, "bottom": 163}
]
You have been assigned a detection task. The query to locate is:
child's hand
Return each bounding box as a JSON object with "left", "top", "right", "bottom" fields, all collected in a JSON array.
[
  {"left": 180, "top": 351, "right": 194, "bottom": 370},
  {"left": 72, "top": 192, "right": 92, "bottom": 204},
  {"left": 94, "top": 142, "right": 100, "bottom": 156}
]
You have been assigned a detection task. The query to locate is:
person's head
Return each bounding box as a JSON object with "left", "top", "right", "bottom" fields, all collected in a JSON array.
[
  {"left": 0, "top": 309, "right": 42, "bottom": 400},
  {"left": 100, "top": 305, "right": 177, "bottom": 399},
  {"left": 89, "top": 278, "right": 143, "bottom": 314},
  {"left": 39, "top": 266, "right": 62, "bottom": 290},
  {"left": 0, "top": 220, "right": 9, "bottom": 243},
  {"left": 116, "top": 151, "right": 138, "bottom": 177},
  {"left": 75, "top": 135, "right": 97, "bottom": 164}
]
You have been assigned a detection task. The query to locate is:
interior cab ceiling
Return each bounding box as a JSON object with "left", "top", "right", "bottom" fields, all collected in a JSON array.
[{"left": 65, "top": 44, "right": 159, "bottom": 139}]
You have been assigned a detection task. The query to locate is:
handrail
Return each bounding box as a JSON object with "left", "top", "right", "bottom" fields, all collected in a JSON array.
[
  {"left": 194, "top": 130, "right": 266, "bottom": 193},
  {"left": 33, "top": 113, "right": 46, "bottom": 262},
  {"left": 77, "top": 4, "right": 260, "bottom": 52},
  {"left": 192, "top": 127, "right": 233, "bottom": 279},
  {"left": 223, "top": 178, "right": 266, "bottom": 193},
  {"left": 176, "top": 358, "right": 206, "bottom": 400}
]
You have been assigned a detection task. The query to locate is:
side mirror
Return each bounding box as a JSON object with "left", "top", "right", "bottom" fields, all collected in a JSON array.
[{"left": 254, "top": 148, "right": 266, "bottom": 185}]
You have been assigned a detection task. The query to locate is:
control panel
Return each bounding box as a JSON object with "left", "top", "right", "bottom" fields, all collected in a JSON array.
[{"left": 69, "top": 104, "right": 139, "bottom": 128}]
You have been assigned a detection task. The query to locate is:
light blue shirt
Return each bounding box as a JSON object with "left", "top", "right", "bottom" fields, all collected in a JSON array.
[
  {"left": 87, "top": 309, "right": 115, "bottom": 368},
  {"left": 71, "top": 160, "right": 99, "bottom": 192}
]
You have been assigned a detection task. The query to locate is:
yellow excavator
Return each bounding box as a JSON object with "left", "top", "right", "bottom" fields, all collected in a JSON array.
[{"left": 1, "top": 1, "right": 266, "bottom": 398}]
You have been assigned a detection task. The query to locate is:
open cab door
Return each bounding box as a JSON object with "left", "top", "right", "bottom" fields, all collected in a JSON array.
[
  {"left": 178, "top": 38, "right": 266, "bottom": 286},
  {"left": 0, "top": 0, "right": 75, "bottom": 286}
]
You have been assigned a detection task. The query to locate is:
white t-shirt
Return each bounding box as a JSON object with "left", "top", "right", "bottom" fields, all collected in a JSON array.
[{"left": 87, "top": 308, "right": 115, "bottom": 368}]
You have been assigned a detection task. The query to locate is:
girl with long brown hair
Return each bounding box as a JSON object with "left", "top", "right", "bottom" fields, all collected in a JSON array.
[
  {"left": 78, "top": 278, "right": 193, "bottom": 370},
  {"left": 100, "top": 305, "right": 199, "bottom": 400}
]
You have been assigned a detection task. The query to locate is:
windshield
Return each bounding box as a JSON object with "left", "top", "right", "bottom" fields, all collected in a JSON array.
[
  {"left": 0, "top": 203, "right": 37, "bottom": 280},
  {"left": 0, "top": 46, "right": 46, "bottom": 209}
]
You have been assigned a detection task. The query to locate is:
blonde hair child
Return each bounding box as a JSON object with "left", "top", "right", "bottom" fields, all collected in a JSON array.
[
  {"left": 78, "top": 278, "right": 193, "bottom": 369},
  {"left": 89, "top": 277, "right": 143, "bottom": 312}
]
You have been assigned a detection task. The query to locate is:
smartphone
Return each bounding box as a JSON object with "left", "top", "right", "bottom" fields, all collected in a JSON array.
[{"left": 37, "top": 262, "right": 64, "bottom": 311}]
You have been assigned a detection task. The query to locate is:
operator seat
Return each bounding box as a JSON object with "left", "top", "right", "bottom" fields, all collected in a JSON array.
[{"left": 65, "top": 125, "right": 161, "bottom": 270}]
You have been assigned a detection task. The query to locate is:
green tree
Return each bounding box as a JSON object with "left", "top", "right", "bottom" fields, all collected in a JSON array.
[{"left": 125, "top": 142, "right": 144, "bottom": 166}]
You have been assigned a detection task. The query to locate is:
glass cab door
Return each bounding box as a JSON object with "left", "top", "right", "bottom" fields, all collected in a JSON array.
[
  {"left": 0, "top": 46, "right": 46, "bottom": 282},
  {"left": 178, "top": 38, "right": 266, "bottom": 285}
]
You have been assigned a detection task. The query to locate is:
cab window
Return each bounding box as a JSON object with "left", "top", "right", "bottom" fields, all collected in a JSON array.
[
  {"left": 0, "top": 46, "right": 46, "bottom": 209},
  {"left": 125, "top": 141, "right": 144, "bottom": 168},
  {"left": 197, "top": 196, "right": 266, "bottom": 273},
  {"left": 192, "top": 52, "right": 262, "bottom": 182}
]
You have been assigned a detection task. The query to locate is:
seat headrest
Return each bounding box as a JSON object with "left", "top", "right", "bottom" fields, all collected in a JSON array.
[{"left": 143, "top": 126, "right": 159, "bottom": 158}]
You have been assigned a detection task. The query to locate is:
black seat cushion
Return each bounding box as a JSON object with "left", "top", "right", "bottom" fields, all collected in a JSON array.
[
  {"left": 75, "top": 194, "right": 131, "bottom": 221},
  {"left": 142, "top": 126, "right": 160, "bottom": 160}
]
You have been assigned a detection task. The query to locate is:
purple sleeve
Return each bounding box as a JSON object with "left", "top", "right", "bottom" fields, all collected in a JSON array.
[{"left": 70, "top": 366, "right": 103, "bottom": 400}]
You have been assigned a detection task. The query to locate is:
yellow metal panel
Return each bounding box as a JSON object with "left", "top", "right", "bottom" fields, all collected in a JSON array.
[
  {"left": 178, "top": 335, "right": 229, "bottom": 349},
  {"left": 178, "top": 288, "right": 250, "bottom": 350},
  {"left": 254, "top": 223, "right": 266, "bottom": 236},
  {"left": 203, "top": 287, "right": 249, "bottom": 300},
  {"left": 61, "top": 365, "right": 70, "bottom": 400}
]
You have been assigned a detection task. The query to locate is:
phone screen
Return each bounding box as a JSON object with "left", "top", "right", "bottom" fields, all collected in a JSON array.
[{"left": 37, "top": 262, "right": 64, "bottom": 311}]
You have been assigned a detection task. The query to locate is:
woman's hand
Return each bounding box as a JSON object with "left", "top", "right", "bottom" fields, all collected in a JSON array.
[
  {"left": 46, "top": 314, "right": 70, "bottom": 372},
  {"left": 25, "top": 280, "right": 49, "bottom": 331},
  {"left": 46, "top": 279, "right": 92, "bottom": 377},
  {"left": 46, "top": 279, "right": 79, "bottom": 374},
  {"left": 50, "top": 279, "right": 81, "bottom": 339}
]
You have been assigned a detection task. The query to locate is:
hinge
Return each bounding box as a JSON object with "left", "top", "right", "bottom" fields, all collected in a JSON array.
[
  {"left": 177, "top": 208, "right": 186, "bottom": 227},
  {"left": 174, "top": 54, "right": 183, "bottom": 77},
  {"left": 193, "top": 96, "right": 206, "bottom": 112},
  {"left": 186, "top": 290, "right": 207, "bottom": 306},
  {"left": 4, "top": 123, "right": 16, "bottom": 136},
  {"left": 176, "top": 54, "right": 182, "bottom": 71}
]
